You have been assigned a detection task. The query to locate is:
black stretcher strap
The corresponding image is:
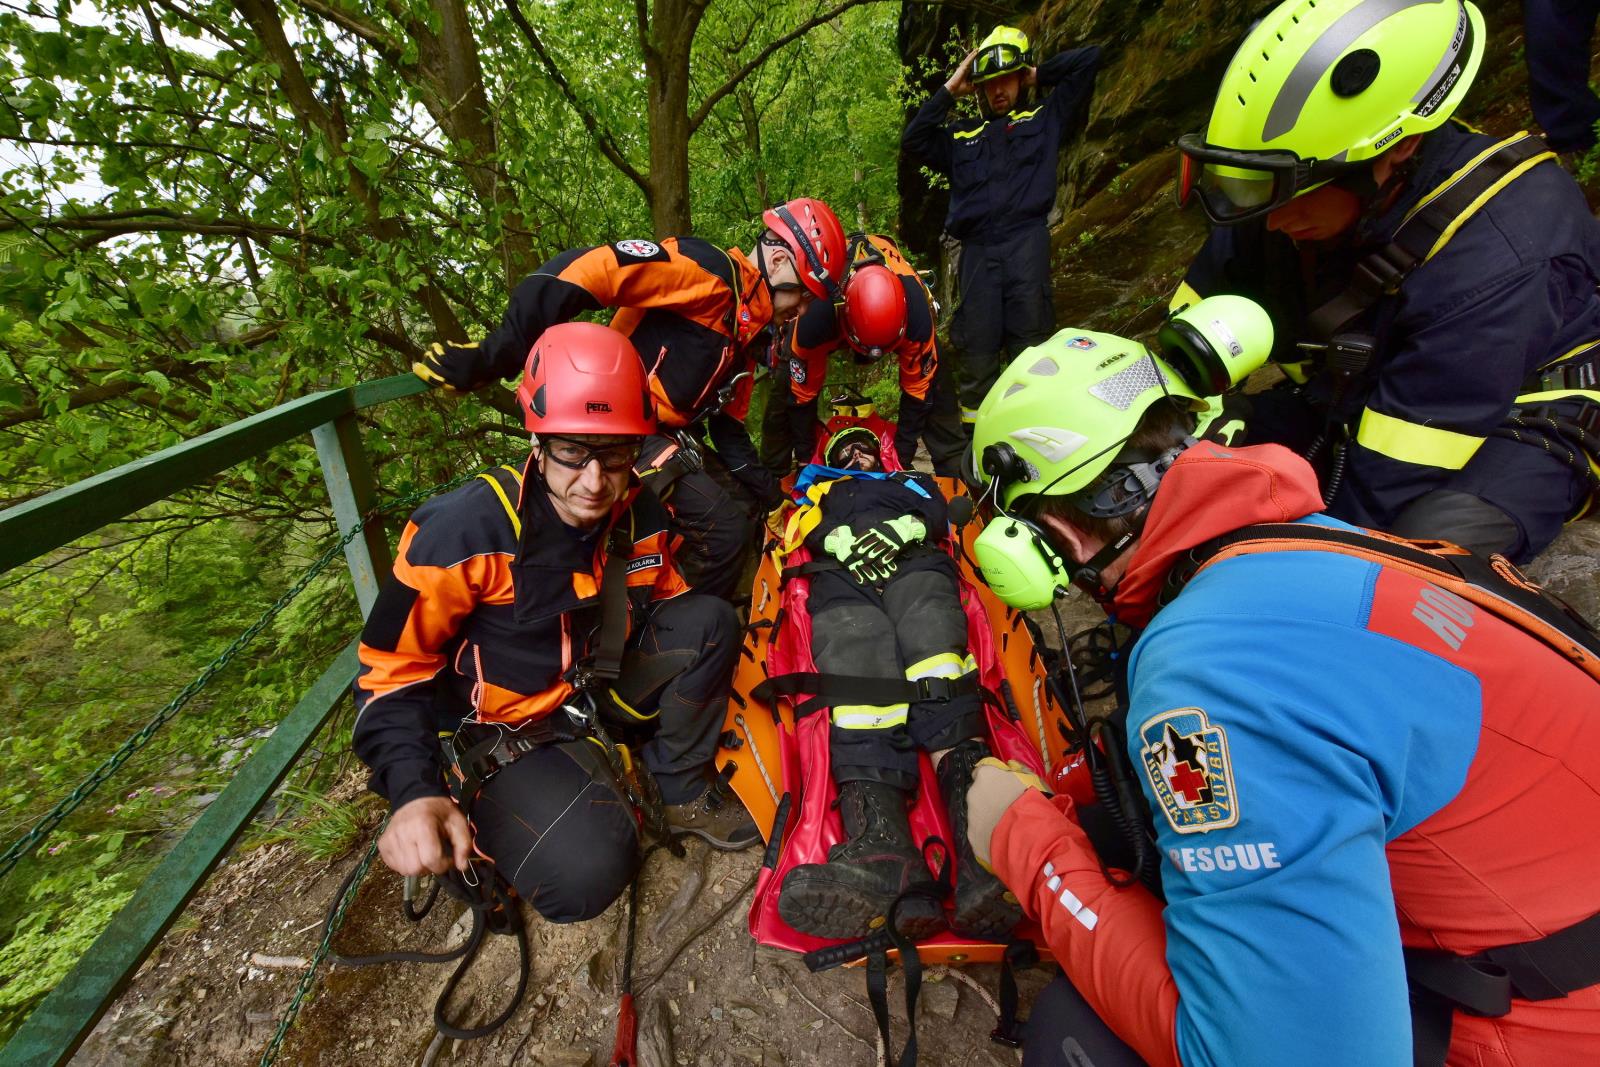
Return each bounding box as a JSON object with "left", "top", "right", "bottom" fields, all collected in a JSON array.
[{"left": 751, "top": 670, "right": 982, "bottom": 720}]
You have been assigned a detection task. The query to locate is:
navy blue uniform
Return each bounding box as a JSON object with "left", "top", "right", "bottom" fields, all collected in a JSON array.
[
  {"left": 1525, "top": 0, "right": 1600, "bottom": 152},
  {"left": 903, "top": 47, "right": 1101, "bottom": 417},
  {"left": 1184, "top": 122, "right": 1600, "bottom": 561},
  {"left": 797, "top": 468, "right": 980, "bottom": 788}
]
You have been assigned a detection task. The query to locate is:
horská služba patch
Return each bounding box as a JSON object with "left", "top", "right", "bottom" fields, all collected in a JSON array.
[{"left": 1138, "top": 707, "right": 1240, "bottom": 833}]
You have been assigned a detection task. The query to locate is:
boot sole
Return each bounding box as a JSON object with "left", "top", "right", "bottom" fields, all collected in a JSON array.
[
  {"left": 778, "top": 879, "right": 946, "bottom": 941},
  {"left": 951, "top": 877, "right": 1025, "bottom": 941}
]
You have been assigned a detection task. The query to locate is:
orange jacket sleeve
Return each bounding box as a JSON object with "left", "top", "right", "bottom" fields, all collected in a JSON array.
[{"left": 992, "top": 789, "right": 1183, "bottom": 1067}]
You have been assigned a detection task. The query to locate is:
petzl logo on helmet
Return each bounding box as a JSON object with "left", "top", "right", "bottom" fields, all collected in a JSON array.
[
  {"left": 586, "top": 401, "right": 612, "bottom": 413},
  {"left": 1138, "top": 707, "right": 1239, "bottom": 834},
  {"left": 1009, "top": 427, "right": 1088, "bottom": 465},
  {"left": 1066, "top": 336, "right": 1098, "bottom": 350}
]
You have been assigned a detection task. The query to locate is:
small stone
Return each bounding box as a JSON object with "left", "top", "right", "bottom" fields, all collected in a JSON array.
[
  {"left": 766, "top": 986, "right": 789, "bottom": 1009},
  {"left": 668, "top": 999, "right": 680, "bottom": 1017},
  {"left": 731, "top": 1007, "right": 757, "bottom": 1022},
  {"left": 922, "top": 979, "right": 959, "bottom": 1019},
  {"left": 686, "top": 978, "right": 695, "bottom": 995},
  {"left": 710, "top": 1006, "right": 723, "bottom": 1021},
  {"left": 808, "top": 1019, "right": 824, "bottom": 1031}
]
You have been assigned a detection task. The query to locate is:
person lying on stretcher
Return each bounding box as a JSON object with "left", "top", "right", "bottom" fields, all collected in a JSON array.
[{"left": 776, "top": 425, "right": 1021, "bottom": 941}]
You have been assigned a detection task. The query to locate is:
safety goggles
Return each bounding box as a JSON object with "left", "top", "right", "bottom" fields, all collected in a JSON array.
[
  {"left": 1175, "top": 133, "right": 1364, "bottom": 225},
  {"left": 829, "top": 439, "right": 880, "bottom": 468},
  {"left": 973, "top": 44, "right": 1025, "bottom": 82},
  {"left": 541, "top": 437, "right": 641, "bottom": 473}
]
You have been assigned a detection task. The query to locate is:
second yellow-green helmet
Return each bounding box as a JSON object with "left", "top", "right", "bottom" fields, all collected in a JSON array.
[
  {"left": 1177, "top": 0, "right": 1485, "bottom": 224},
  {"left": 972, "top": 26, "right": 1032, "bottom": 85}
]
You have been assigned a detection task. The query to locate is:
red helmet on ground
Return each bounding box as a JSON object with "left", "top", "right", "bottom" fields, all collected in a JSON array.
[
  {"left": 841, "top": 264, "right": 908, "bottom": 358},
  {"left": 516, "top": 322, "right": 655, "bottom": 436},
  {"left": 762, "top": 197, "right": 847, "bottom": 300}
]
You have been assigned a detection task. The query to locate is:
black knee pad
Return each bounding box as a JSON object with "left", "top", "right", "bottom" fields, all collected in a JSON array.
[{"left": 469, "top": 742, "right": 640, "bottom": 924}]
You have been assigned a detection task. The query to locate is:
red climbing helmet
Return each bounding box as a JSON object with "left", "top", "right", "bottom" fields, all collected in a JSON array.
[
  {"left": 762, "top": 197, "right": 848, "bottom": 300},
  {"left": 516, "top": 322, "right": 656, "bottom": 436},
  {"left": 841, "top": 264, "right": 908, "bottom": 358}
]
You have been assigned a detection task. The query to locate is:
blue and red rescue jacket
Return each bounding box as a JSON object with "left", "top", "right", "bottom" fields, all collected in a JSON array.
[{"left": 991, "top": 442, "right": 1600, "bottom": 1066}]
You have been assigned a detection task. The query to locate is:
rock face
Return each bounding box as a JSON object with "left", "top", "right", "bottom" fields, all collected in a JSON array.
[{"left": 898, "top": 0, "right": 1563, "bottom": 335}]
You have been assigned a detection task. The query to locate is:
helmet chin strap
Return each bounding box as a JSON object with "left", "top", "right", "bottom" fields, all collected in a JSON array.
[{"left": 1070, "top": 526, "right": 1140, "bottom": 604}]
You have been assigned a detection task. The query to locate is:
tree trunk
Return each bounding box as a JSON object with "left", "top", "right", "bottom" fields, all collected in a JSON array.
[{"left": 643, "top": 0, "right": 703, "bottom": 234}]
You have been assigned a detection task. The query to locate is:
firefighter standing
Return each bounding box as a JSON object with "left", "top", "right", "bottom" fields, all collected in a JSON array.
[{"left": 902, "top": 26, "right": 1101, "bottom": 424}]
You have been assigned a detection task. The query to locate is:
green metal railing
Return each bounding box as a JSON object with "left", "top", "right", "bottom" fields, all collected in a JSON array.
[{"left": 0, "top": 373, "right": 431, "bottom": 1066}]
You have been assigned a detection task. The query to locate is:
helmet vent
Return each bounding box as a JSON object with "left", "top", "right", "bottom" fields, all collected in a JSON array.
[
  {"left": 1003, "top": 383, "right": 1026, "bottom": 398},
  {"left": 1028, "top": 355, "right": 1061, "bottom": 376},
  {"left": 1088, "top": 355, "right": 1168, "bottom": 411}
]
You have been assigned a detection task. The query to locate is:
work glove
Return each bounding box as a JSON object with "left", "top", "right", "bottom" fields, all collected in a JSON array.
[
  {"left": 411, "top": 340, "right": 481, "bottom": 393},
  {"left": 824, "top": 515, "right": 926, "bottom": 583},
  {"left": 967, "top": 757, "right": 1048, "bottom": 872}
]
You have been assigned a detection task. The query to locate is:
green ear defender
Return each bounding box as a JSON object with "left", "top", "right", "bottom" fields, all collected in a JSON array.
[
  {"left": 973, "top": 515, "right": 1072, "bottom": 611},
  {"left": 1157, "top": 294, "right": 1273, "bottom": 395}
]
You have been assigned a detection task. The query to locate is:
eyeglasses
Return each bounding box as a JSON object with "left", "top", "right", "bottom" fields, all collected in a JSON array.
[
  {"left": 542, "top": 437, "right": 641, "bottom": 473},
  {"left": 831, "top": 439, "right": 880, "bottom": 467},
  {"left": 1175, "top": 133, "right": 1365, "bottom": 225}
]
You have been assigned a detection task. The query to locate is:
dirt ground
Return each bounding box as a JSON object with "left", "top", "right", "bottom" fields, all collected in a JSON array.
[
  {"left": 75, "top": 815, "right": 1055, "bottom": 1067},
  {"left": 70, "top": 509, "right": 1600, "bottom": 1067}
]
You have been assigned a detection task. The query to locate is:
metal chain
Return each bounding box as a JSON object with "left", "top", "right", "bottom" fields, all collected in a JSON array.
[
  {"left": 0, "top": 471, "right": 479, "bottom": 882},
  {"left": 258, "top": 826, "right": 385, "bottom": 1067}
]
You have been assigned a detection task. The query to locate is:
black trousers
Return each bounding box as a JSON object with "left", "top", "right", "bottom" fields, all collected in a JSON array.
[
  {"left": 640, "top": 434, "right": 759, "bottom": 601},
  {"left": 1022, "top": 971, "right": 1149, "bottom": 1067},
  {"left": 807, "top": 552, "right": 983, "bottom": 790},
  {"left": 1525, "top": 0, "right": 1600, "bottom": 152},
  {"left": 951, "top": 226, "right": 1056, "bottom": 417},
  {"left": 895, "top": 359, "right": 967, "bottom": 477},
  {"left": 465, "top": 594, "right": 737, "bottom": 922}
]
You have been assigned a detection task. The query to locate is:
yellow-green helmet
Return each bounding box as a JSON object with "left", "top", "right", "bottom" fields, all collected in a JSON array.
[
  {"left": 972, "top": 26, "right": 1032, "bottom": 85},
  {"left": 1177, "top": 0, "right": 1485, "bottom": 224},
  {"left": 971, "top": 296, "right": 1273, "bottom": 511}
]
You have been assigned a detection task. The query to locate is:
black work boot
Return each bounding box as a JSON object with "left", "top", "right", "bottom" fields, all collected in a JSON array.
[
  {"left": 777, "top": 780, "right": 945, "bottom": 940},
  {"left": 938, "top": 738, "right": 1024, "bottom": 940}
]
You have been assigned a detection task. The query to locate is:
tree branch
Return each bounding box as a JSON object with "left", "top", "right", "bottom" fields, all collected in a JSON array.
[
  {"left": 296, "top": 0, "right": 407, "bottom": 66},
  {"left": 499, "top": 0, "right": 650, "bottom": 198},
  {"left": 690, "top": 0, "right": 879, "bottom": 133},
  {"left": 0, "top": 209, "right": 337, "bottom": 247}
]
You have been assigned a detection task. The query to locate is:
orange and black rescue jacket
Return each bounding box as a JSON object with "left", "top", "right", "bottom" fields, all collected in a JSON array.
[
  {"left": 441, "top": 237, "right": 779, "bottom": 501},
  {"left": 352, "top": 461, "right": 687, "bottom": 809},
  {"left": 783, "top": 234, "right": 937, "bottom": 405}
]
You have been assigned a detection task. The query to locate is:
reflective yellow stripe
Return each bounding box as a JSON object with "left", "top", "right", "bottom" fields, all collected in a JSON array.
[
  {"left": 1008, "top": 106, "right": 1042, "bottom": 122},
  {"left": 1169, "top": 281, "right": 1202, "bottom": 314},
  {"left": 608, "top": 688, "right": 658, "bottom": 722},
  {"left": 1356, "top": 408, "right": 1483, "bottom": 470},
  {"left": 1536, "top": 338, "right": 1600, "bottom": 376},
  {"left": 1402, "top": 133, "right": 1527, "bottom": 227},
  {"left": 953, "top": 127, "right": 984, "bottom": 141},
  {"left": 831, "top": 704, "right": 910, "bottom": 730},
  {"left": 1424, "top": 153, "right": 1556, "bottom": 262},
  {"left": 477, "top": 464, "right": 524, "bottom": 538},
  {"left": 904, "top": 652, "right": 977, "bottom": 681},
  {"left": 961, "top": 406, "right": 980, "bottom": 424}
]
